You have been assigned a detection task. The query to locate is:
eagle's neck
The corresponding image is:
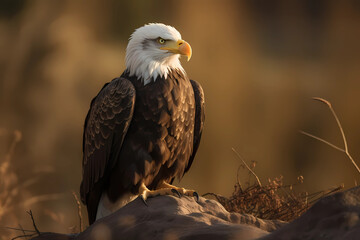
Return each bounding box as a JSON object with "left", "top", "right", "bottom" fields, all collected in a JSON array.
[{"left": 125, "top": 53, "right": 184, "bottom": 85}]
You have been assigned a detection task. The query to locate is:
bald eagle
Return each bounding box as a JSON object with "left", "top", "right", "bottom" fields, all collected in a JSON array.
[{"left": 80, "top": 23, "right": 205, "bottom": 225}]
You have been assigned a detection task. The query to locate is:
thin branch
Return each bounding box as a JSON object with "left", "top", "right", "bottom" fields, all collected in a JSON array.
[
  {"left": 26, "top": 210, "right": 40, "bottom": 235},
  {"left": 299, "top": 130, "right": 344, "bottom": 152},
  {"left": 72, "top": 191, "right": 83, "bottom": 232},
  {"left": 301, "top": 97, "right": 360, "bottom": 175},
  {"left": 345, "top": 152, "right": 360, "bottom": 175},
  {"left": 2, "top": 225, "right": 38, "bottom": 240},
  {"left": 11, "top": 233, "right": 37, "bottom": 240},
  {"left": 236, "top": 165, "right": 243, "bottom": 191},
  {"left": 18, "top": 224, "right": 26, "bottom": 237},
  {"left": 232, "top": 148, "right": 262, "bottom": 187},
  {"left": 312, "top": 97, "right": 348, "bottom": 151}
]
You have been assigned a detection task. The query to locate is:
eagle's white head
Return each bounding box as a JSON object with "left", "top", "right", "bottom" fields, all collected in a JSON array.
[{"left": 125, "top": 23, "right": 192, "bottom": 85}]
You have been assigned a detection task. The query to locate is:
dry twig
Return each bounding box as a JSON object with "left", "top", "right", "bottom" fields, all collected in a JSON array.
[
  {"left": 232, "top": 148, "right": 262, "bottom": 187},
  {"left": 11, "top": 233, "right": 37, "bottom": 240},
  {"left": 8, "top": 210, "right": 41, "bottom": 240},
  {"left": 236, "top": 165, "right": 243, "bottom": 192},
  {"left": 26, "top": 210, "right": 40, "bottom": 235},
  {"left": 18, "top": 224, "right": 26, "bottom": 237},
  {"left": 300, "top": 97, "right": 360, "bottom": 174},
  {"left": 2, "top": 226, "right": 38, "bottom": 240}
]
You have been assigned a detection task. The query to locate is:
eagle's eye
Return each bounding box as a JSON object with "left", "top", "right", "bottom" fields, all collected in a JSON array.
[{"left": 157, "top": 38, "right": 166, "bottom": 44}]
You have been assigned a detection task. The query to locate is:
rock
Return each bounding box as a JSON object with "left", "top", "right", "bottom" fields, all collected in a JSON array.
[
  {"left": 32, "top": 187, "right": 360, "bottom": 240},
  {"left": 262, "top": 186, "right": 360, "bottom": 240},
  {"left": 31, "top": 195, "right": 284, "bottom": 240}
]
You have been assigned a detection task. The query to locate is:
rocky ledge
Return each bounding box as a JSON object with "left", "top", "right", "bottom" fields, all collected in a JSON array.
[{"left": 31, "top": 186, "right": 360, "bottom": 240}]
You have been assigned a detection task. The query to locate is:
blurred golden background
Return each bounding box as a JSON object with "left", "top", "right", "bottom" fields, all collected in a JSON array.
[{"left": 1, "top": 0, "right": 360, "bottom": 237}]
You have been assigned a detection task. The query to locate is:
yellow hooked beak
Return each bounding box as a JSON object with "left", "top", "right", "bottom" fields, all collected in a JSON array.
[{"left": 160, "top": 40, "right": 192, "bottom": 61}]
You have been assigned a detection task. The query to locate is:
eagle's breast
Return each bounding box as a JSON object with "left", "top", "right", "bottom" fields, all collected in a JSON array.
[{"left": 108, "top": 70, "right": 195, "bottom": 197}]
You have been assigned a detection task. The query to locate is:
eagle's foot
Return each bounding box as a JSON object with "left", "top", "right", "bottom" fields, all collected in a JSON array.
[
  {"left": 138, "top": 182, "right": 182, "bottom": 206},
  {"left": 158, "top": 181, "right": 199, "bottom": 202}
]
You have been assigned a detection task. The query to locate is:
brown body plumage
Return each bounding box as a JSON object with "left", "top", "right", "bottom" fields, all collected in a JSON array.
[{"left": 80, "top": 69, "right": 205, "bottom": 224}]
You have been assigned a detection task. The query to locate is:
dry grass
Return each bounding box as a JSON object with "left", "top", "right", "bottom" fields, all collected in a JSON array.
[
  {"left": 0, "top": 129, "right": 84, "bottom": 238},
  {"left": 0, "top": 130, "right": 51, "bottom": 239},
  {"left": 0, "top": 130, "right": 40, "bottom": 239},
  {"left": 204, "top": 162, "right": 343, "bottom": 222},
  {"left": 204, "top": 98, "right": 357, "bottom": 222}
]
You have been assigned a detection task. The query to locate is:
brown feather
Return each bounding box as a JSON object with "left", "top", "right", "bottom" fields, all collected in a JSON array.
[{"left": 80, "top": 69, "right": 205, "bottom": 225}]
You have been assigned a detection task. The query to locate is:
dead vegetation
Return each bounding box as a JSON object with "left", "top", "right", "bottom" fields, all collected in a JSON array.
[
  {"left": 0, "top": 130, "right": 40, "bottom": 239},
  {"left": 0, "top": 128, "right": 84, "bottom": 239},
  {"left": 204, "top": 97, "right": 358, "bottom": 222},
  {"left": 0, "top": 130, "right": 58, "bottom": 239},
  {"left": 204, "top": 160, "right": 343, "bottom": 222},
  {"left": 6, "top": 211, "right": 41, "bottom": 240}
]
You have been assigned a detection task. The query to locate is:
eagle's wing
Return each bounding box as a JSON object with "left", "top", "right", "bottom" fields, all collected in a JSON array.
[
  {"left": 80, "top": 77, "right": 135, "bottom": 217},
  {"left": 184, "top": 80, "right": 205, "bottom": 174}
]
